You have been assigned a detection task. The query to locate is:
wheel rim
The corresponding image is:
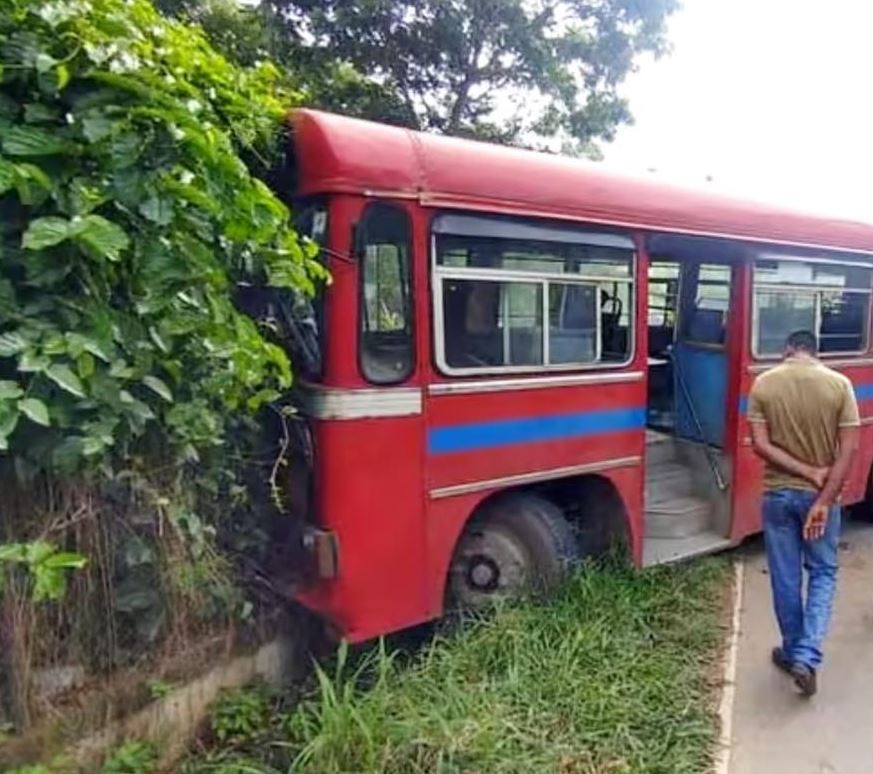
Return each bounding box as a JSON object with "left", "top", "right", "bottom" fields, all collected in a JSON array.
[{"left": 448, "top": 522, "right": 531, "bottom": 609}]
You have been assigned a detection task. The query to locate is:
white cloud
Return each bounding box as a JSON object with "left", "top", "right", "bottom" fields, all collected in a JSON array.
[{"left": 604, "top": 0, "right": 873, "bottom": 221}]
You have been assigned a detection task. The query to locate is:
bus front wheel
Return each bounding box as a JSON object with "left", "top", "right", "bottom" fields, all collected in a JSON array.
[{"left": 446, "top": 493, "right": 579, "bottom": 611}]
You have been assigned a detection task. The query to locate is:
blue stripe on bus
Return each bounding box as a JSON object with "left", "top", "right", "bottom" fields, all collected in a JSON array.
[
  {"left": 855, "top": 383, "right": 873, "bottom": 401},
  {"left": 428, "top": 407, "right": 646, "bottom": 455},
  {"left": 738, "top": 381, "right": 873, "bottom": 414}
]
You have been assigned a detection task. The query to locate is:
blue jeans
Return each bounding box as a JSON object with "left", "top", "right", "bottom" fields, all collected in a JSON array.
[{"left": 762, "top": 489, "right": 840, "bottom": 670}]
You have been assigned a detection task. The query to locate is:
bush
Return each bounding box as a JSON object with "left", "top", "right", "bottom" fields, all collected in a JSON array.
[
  {"left": 0, "top": 0, "right": 322, "bottom": 731},
  {"left": 0, "top": 0, "right": 321, "bottom": 474}
]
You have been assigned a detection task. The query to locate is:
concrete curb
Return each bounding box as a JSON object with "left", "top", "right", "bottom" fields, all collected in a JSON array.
[
  {"left": 67, "top": 635, "right": 300, "bottom": 772},
  {"left": 713, "top": 557, "right": 745, "bottom": 774}
]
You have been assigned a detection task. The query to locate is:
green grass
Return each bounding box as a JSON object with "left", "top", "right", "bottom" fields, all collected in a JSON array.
[{"left": 187, "top": 558, "right": 730, "bottom": 774}]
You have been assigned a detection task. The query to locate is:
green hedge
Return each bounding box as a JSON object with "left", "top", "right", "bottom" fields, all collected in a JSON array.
[
  {"left": 0, "top": 0, "right": 322, "bottom": 732},
  {"left": 0, "top": 0, "right": 321, "bottom": 476}
]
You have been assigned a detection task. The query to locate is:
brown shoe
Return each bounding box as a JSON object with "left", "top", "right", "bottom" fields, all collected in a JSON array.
[
  {"left": 790, "top": 663, "right": 817, "bottom": 697},
  {"left": 771, "top": 647, "right": 792, "bottom": 674}
]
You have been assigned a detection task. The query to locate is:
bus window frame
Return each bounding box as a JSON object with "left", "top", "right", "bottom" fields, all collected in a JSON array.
[
  {"left": 430, "top": 215, "right": 637, "bottom": 377},
  {"left": 679, "top": 262, "right": 733, "bottom": 352},
  {"left": 357, "top": 200, "right": 416, "bottom": 385},
  {"left": 750, "top": 252, "right": 873, "bottom": 361}
]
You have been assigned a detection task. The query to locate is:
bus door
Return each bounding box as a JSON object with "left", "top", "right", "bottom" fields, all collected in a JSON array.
[{"left": 674, "top": 261, "right": 733, "bottom": 447}]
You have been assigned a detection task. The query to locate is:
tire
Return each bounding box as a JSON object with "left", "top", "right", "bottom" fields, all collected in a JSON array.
[{"left": 447, "top": 493, "right": 579, "bottom": 611}]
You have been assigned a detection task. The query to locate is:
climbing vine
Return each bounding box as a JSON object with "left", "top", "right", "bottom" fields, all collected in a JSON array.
[
  {"left": 0, "top": 0, "right": 323, "bottom": 734},
  {"left": 0, "top": 0, "right": 322, "bottom": 475}
]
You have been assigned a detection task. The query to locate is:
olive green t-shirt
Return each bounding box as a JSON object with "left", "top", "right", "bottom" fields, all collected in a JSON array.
[{"left": 748, "top": 356, "right": 860, "bottom": 491}]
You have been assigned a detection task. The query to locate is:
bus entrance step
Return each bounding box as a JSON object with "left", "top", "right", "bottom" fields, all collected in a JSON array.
[
  {"left": 645, "top": 462, "right": 695, "bottom": 504},
  {"left": 644, "top": 495, "right": 711, "bottom": 539},
  {"left": 645, "top": 431, "right": 676, "bottom": 466},
  {"left": 642, "top": 530, "right": 733, "bottom": 567}
]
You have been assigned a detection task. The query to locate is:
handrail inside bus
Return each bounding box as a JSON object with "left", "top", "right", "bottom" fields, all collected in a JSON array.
[{"left": 668, "top": 346, "right": 728, "bottom": 491}]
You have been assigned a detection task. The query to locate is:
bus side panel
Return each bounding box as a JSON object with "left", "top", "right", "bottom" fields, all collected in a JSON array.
[
  {"left": 296, "top": 414, "right": 429, "bottom": 643},
  {"left": 732, "top": 364, "right": 873, "bottom": 541},
  {"left": 423, "top": 465, "right": 643, "bottom": 618},
  {"left": 848, "top": 368, "right": 873, "bottom": 502},
  {"left": 729, "top": 432, "right": 766, "bottom": 541},
  {"left": 426, "top": 382, "right": 645, "bottom": 490}
]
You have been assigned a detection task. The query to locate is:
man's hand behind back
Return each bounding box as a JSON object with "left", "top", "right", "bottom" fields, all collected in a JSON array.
[
  {"left": 810, "top": 466, "right": 830, "bottom": 490},
  {"left": 803, "top": 500, "right": 830, "bottom": 541}
]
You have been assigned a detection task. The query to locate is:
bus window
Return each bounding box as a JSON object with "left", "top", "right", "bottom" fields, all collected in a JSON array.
[
  {"left": 682, "top": 263, "right": 731, "bottom": 347},
  {"left": 549, "top": 283, "right": 599, "bottom": 363},
  {"left": 433, "top": 214, "right": 634, "bottom": 375},
  {"left": 753, "top": 256, "right": 872, "bottom": 356},
  {"left": 648, "top": 263, "right": 679, "bottom": 330},
  {"left": 754, "top": 292, "right": 816, "bottom": 356},
  {"left": 359, "top": 202, "right": 414, "bottom": 384},
  {"left": 442, "top": 278, "right": 544, "bottom": 368}
]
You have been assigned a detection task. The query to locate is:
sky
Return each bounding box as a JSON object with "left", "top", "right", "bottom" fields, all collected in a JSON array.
[{"left": 603, "top": 0, "right": 873, "bottom": 222}]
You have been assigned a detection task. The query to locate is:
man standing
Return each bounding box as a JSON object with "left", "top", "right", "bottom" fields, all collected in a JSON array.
[{"left": 748, "top": 329, "right": 860, "bottom": 697}]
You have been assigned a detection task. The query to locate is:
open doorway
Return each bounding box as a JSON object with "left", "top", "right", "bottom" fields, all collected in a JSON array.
[
  {"left": 646, "top": 260, "right": 680, "bottom": 431},
  {"left": 643, "top": 235, "right": 740, "bottom": 565}
]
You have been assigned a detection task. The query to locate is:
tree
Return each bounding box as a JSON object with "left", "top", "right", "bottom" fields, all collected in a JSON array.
[
  {"left": 157, "top": 0, "right": 414, "bottom": 128},
  {"left": 261, "top": 0, "right": 678, "bottom": 150}
]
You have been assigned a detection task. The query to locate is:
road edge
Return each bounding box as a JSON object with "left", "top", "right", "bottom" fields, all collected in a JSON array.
[{"left": 712, "top": 557, "right": 745, "bottom": 774}]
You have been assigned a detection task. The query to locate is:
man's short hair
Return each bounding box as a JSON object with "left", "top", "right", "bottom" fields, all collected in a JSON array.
[{"left": 785, "top": 329, "right": 818, "bottom": 354}]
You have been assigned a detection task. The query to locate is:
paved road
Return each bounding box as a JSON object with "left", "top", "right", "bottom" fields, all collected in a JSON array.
[{"left": 729, "top": 519, "right": 873, "bottom": 774}]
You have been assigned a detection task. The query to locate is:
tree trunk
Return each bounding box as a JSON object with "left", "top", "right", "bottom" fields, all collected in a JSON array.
[{"left": 446, "top": 76, "right": 474, "bottom": 134}]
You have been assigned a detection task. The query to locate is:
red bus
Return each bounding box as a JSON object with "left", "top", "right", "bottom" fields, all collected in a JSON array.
[{"left": 281, "top": 109, "right": 873, "bottom": 643}]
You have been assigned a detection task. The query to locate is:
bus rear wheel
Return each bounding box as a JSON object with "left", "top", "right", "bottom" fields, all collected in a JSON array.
[{"left": 447, "top": 493, "right": 579, "bottom": 611}]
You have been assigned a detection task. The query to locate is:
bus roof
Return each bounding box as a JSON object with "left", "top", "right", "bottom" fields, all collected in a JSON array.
[{"left": 291, "top": 108, "right": 873, "bottom": 255}]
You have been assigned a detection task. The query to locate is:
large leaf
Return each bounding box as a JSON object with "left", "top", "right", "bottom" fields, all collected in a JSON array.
[
  {"left": 77, "top": 352, "right": 96, "bottom": 379},
  {"left": 46, "top": 363, "right": 86, "bottom": 398},
  {"left": 82, "top": 435, "right": 107, "bottom": 456},
  {"left": 42, "top": 551, "right": 87, "bottom": 570},
  {"left": 24, "top": 215, "right": 130, "bottom": 261},
  {"left": 0, "top": 408, "right": 20, "bottom": 440},
  {"left": 0, "top": 158, "right": 14, "bottom": 194},
  {"left": 18, "top": 350, "right": 50, "bottom": 373},
  {"left": 22, "top": 217, "right": 71, "bottom": 250},
  {"left": 139, "top": 195, "right": 174, "bottom": 225},
  {"left": 74, "top": 215, "right": 130, "bottom": 261},
  {"left": 13, "top": 162, "right": 53, "bottom": 206},
  {"left": 0, "top": 543, "right": 25, "bottom": 562},
  {"left": 66, "top": 332, "right": 111, "bottom": 362},
  {"left": 142, "top": 375, "right": 173, "bottom": 402},
  {"left": 81, "top": 113, "right": 115, "bottom": 143},
  {"left": 23, "top": 541, "right": 56, "bottom": 564},
  {"left": 24, "top": 103, "right": 60, "bottom": 124},
  {"left": 0, "top": 380, "right": 23, "bottom": 400},
  {"left": 0, "top": 281, "right": 16, "bottom": 317},
  {"left": 0, "top": 332, "right": 28, "bottom": 357},
  {"left": 2, "top": 125, "right": 70, "bottom": 156},
  {"left": 19, "top": 397, "right": 50, "bottom": 426}
]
